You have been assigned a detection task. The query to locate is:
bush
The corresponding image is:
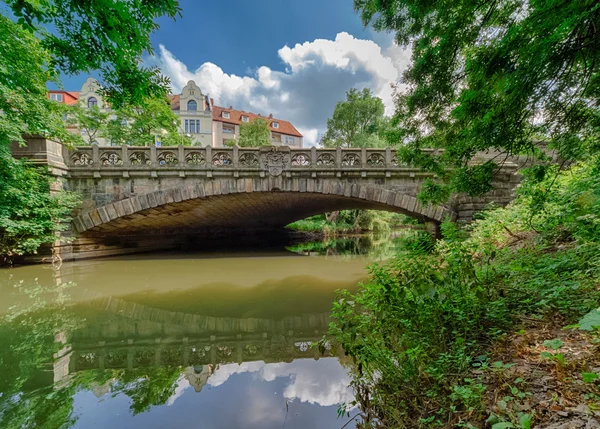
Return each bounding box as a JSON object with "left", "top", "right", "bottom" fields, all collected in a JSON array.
[{"left": 330, "top": 156, "right": 600, "bottom": 427}]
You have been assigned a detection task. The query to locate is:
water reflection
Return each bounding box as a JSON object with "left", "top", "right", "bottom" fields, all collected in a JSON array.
[{"left": 0, "top": 236, "right": 398, "bottom": 429}]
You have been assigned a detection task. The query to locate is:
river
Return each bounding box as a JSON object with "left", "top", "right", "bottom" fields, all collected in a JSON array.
[{"left": 0, "top": 234, "right": 406, "bottom": 429}]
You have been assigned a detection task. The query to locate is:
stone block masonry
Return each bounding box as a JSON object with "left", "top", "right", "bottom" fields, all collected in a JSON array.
[{"left": 12, "top": 140, "right": 521, "bottom": 261}]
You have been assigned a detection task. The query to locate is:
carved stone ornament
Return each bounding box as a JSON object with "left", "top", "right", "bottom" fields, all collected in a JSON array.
[
  {"left": 239, "top": 152, "right": 259, "bottom": 166},
  {"left": 157, "top": 151, "right": 178, "bottom": 166},
  {"left": 261, "top": 147, "right": 289, "bottom": 176},
  {"left": 100, "top": 151, "right": 123, "bottom": 166},
  {"left": 186, "top": 151, "right": 206, "bottom": 166},
  {"left": 367, "top": 153, "right": 385, "bottom": 167},
  {"left": 212, "top": 152, "right": 232, "bottom": 166},
  {"left": 71, "top": 152, "right": 93, "bottom": 166},
  {"left": 129, "top": 151, "right": 151, "bottom": 165},
  {"left": 342, "top": 153, "right": 361, "bottom": 166},
  {"left": 291, "top": 153, "right": 310, "bottom": 166},
  {"left": 316, "top": 153, "right": 335, "bottom": 166}
]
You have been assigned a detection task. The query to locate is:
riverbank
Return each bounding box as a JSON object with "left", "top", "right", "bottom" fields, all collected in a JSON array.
[{"left": 330, "top": 158, "right": 600, "bottom": 428}]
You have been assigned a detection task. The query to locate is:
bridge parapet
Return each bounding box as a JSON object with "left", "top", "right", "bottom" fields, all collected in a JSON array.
[{"left": 66, "top": 144, "right": 445, "bottom": 179}]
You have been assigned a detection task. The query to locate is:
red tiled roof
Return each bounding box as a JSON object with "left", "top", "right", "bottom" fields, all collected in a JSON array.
[
  {"left": 211, "top": 105, "right": 302, "bottom": 138},
  {"left": 169, "top": 94, "right": 180, "bottom": 110}
]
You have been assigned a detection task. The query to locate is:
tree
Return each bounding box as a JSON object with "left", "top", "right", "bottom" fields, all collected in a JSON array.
[
  {"left": 320, "top": 88, "right": 385, "bottom": 148},
  {"left": 354, "top": 0, "right": 600, "bottom": 201},
  {"left": 238, "top": 118, "right": 272, "bottom": 147},
  {"left": 69, "top": 105, "right": 109, "bottom": 145},
  {"left": 0, "top": 153, "right": 79, "bottom": 262},
  {"left": 6, "top": 0, "right": 181, "bottom": 109},
  {"left": 111, "top": 97, "right": 186, "bottom": 146},
  {"left": 0, "top": 1, "right": 180, "bottom": 258},
  {"left": 0, "top": 14, "right": 77, "bottom": 149}
]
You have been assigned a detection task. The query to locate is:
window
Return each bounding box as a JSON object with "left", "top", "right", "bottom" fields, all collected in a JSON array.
[
  {"left": 87, "top": 97, "right": 98, "bottom": 108},
  {"left": 223, "top": 125, "right": 234, "bottom": 134},
  {"left": 187, "top": 100, "right": 197, "bottom": 111},
  {"left": 222, "top": 111, "right": 230, "bottom": 119},
  {"left": 272, "top": 122, "right": 279, "bottom": 128},
  {"left": 242, "top": 115, "right": 249, "bottom": 122},
  {"left": 185, "top": 119, "right": 201, "bottom": 133},
  {"left": 50, "top": 93, "right": 63, "bottom": 102},
  {"left": 285, "top": 136, "right": 295, "bottom": 145}
]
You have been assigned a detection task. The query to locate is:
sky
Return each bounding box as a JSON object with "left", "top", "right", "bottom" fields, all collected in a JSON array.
[{"left": 62, "top": 0, "right": 412, "bottom": 146}]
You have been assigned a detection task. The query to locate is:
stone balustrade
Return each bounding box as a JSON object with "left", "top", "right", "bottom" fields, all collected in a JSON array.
[{"left": 66, "top": 144, "right": 442, "bottom": 178}]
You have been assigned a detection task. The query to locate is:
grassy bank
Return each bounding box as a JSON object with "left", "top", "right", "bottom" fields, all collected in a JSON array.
[{"left": 330, "top": 158, "right": 600, "bottom": 428}]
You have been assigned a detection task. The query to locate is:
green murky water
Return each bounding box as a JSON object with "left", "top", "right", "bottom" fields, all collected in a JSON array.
[{"left": 0, "top": 234, "right": 410, "bottom": 429}]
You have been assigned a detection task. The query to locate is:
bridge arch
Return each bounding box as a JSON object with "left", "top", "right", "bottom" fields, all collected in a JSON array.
[{"left": 73, "top": 177, "right": 455, "bottom": 235}]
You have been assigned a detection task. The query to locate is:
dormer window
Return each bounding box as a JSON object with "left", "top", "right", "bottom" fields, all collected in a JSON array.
[
  {"left": 242, "top": 115, "right": 249, "bottom": 122},
  {"left": 222, "top": 111, "right": 230, "bottom": 119},
  {"left": 87, "top": 97, "right": 98, "bottom": 108},
  {"left": 187, "top": 100, "right": 197, "bottom": 111},
  {"left": 50, "top": 93, "right": 63, "bottom": 102},
  {"left": 272, "top": 122, "right": 279, "bottom": 128}
]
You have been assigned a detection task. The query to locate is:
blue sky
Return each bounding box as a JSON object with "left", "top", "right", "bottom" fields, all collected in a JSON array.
[{"left": 65, "top": 0, "right": 411, "bottom": 146}]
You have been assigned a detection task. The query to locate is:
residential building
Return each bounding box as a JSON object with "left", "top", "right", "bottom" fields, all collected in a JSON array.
[
  {"left": 169, "top": 80, "right": 213, "bottom": 146},
  {"left": 48, "top": 78, "right": 302, "bottom": 148},
  {"left": 48, "top": 90, "right": 79, "bottom": 105},
  {"left": 211, "top": 104, "right": 303, "bottom": 148}
]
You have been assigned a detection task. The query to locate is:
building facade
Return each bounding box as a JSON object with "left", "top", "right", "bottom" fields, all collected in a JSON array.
[
  {"left": 49, "top": 78, "right": 302, "bottom": 148},
  {"left": 211, "top": 104, "right": 303, "bottom": 148},
  {"left": 169, "top": 80, "right": 213, "bottom": 146}
]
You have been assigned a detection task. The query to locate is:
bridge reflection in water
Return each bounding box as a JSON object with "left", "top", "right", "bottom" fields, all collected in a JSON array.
[{"left": 54, "top": 292, "right": 338, "bottom": 388}]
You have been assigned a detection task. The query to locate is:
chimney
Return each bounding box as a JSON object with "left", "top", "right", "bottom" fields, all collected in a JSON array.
[
  {"left": 269, "top": 113, "right": 273, "bottom": 119},
  {"left": 229, "top": 105, "right": 233, "bottom": 110},
  {"left": 210, "top": 98, "right": 214, "bottom": 107}
]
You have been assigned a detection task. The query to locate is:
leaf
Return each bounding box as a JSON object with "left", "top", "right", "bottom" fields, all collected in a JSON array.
[
  {"left": 492, "top": 423, "right": 515, "bottom": 429},
  {"left": 497, "top": 399, "right": 507, "bottom": 411},
  {"left": 540, "top": 351, "right": 554, "bottom": 359},
  {"left": 519, "top": 413, "right": 532, "bottom": 429},
  {"left": 582, "top": 372, "right": 599, "bottom": 383},
  {"left": 578, "top": 308, "right": 600, "bottom": 331},
  {"left": 543, "top": 338, "right": 563, "bottom": 350}
]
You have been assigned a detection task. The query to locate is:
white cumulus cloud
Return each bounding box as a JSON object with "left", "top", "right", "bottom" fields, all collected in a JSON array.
[
  {"left": 206, "top": 358, "right": 354, "bottom": 407},
  {"left": 147, "top": 32, "right": 410, "bottom": 146}
]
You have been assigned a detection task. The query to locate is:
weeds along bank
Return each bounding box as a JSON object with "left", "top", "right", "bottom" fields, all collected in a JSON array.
[{"left": 330, "top": 157, "right": 600, "bottom": 428}]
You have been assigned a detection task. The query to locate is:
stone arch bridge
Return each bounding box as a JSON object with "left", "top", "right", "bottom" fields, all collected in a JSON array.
[{"left": 12, "top": 139, "right": 521, "bottom": 260}]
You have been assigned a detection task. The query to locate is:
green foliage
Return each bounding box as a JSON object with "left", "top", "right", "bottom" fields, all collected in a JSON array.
[
  {"left": 1, "top": 0, "right": 180, "bottom": 256},
  {"left": 238, "top": 118, "right": 271, "bottom": 147},
  {"left": 578, "top": 308, "right": 600, "bottom": 331},
  {"left": 582, "top": 372, "right": 600, "bottom": 383},
  {"left": 70, "top": 96, "right": 186, "bottom": 146},
  {"left": 7, "top": 0, "right": 181, "bottom": 109},
  {"left": 354, "top": 0, "right": 600, "bottom": 201},
  {"left": 321, "top": 88, "right": 386, "bottom": 148},
  {"left": 0, "top": 14, "right": 77, "bottom": 148},
  {"left": 331, "top": 156, "right": 600, "bottom": 427},
  {"left": 542, "top": 339, "right": 563, "bottom": 351},
  {"left": 0, "top": 151, "right": 79, "bottom": 261},
  {"left": 113, "top": 97, "right": 184, "bottom": 146},
  {"left": 68, "top": 104, "right": 109, "bottom": 145},
  {"left": 287, "top": 210, "right": 410, "bottom": 235}
]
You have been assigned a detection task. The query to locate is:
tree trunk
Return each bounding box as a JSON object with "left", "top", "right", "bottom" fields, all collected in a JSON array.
[{"left": 326, "top": 211, "right": 339, "bottom": 223}]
